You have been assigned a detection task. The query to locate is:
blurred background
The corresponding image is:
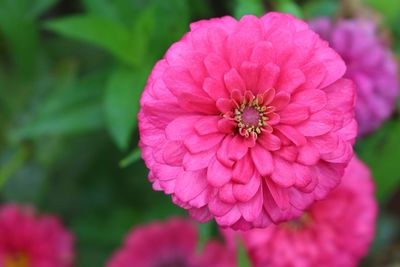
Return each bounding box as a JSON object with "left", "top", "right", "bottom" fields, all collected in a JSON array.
[{"left": 0, "top": 0, "right": 400, "bottom": 266}]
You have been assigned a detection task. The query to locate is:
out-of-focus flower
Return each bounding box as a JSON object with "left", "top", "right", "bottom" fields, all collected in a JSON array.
[
  {"left": 0, "top": 204, "right": 74, "bottom": 267},
  {"left": 107, "top": 217, "right": 236, "bottom": 267},
  {"left": 139, "top": 12, "right": 357, "bottom": 230},
  {"left": 310, "top": 18, "right": 399, "bottom": 136},
  {"left": 238, "top": 156, "right": 377, "bottom": 267}
]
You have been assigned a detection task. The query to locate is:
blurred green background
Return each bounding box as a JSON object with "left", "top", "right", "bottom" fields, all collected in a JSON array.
[{"left": 0, "top": 0, "right": 400, "bottom": 266}]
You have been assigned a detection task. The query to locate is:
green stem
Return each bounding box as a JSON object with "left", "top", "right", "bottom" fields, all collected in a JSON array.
[{"left": 0, "top": 146, "right": 30, "bottom": 189}]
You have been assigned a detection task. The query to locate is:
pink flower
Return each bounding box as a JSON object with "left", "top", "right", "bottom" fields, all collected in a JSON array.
[
  {"left": 0, "top": 204, "right": 74, "bottom": 267},
  {"left": 106, "top": 217, "right": 236, "bottom": 267},
  {"left": 138, "top": 13, "right": 357, "bottom": 230},
  {"left": 310, "top": 18, "right": 399, "bottom": 136},
  {"left": 238, "top": 156, "right": 377, "bottom": 267}
]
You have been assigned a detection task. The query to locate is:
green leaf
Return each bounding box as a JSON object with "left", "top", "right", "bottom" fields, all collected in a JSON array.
[
  {"left": 197, "top": 221, "right": 213, "bottom": 253},
  {"left": 275, "top": 0, "right": 303, "bottom": 19},
  {"left": 364, "top": 0, "right": 400, "bottom": 24},
  {"left": 44, "top": 15, "right": 138, "bottom": 66},
  {"left": 104, "top": 67, "right": 147, "bottom": 150},
  {"left": 238, "top": 240, "right": 252, "bottom": 267},
  {"left": 82, "top": 0, "right": 119, "bottom": 20},
  {"left": 234, "top": 0, "right": 265, "bottom": 19},
  {"left": 356, "top": 119, "right": 400, "bottom": 202},
  {"left": 303, "top": 0, "right": 338, "bottom": 19},
  {"left": 11, "top": 72, "right": 106, "bottom": 140},
  {"left": 0, "top": 146, "right": 29, "bottom": 189},
  {"left": 119, "top": 147, "right": 141, "bottom": 167},
  {"left": 28, "top": 0, "right": 60, "bottom": 19}
]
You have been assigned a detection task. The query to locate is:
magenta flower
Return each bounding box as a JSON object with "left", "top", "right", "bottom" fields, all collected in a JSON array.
[
  {"left": 0, "top": 204, "right": 74, "bottom": 267},
  {"left": 107, "top": 217, "right": 236, "bottom": 267},
  {"left": 310, "top": 18, "right": 399, "bottom": 136},
  {"left": 238, "top": 156, "right": 377, "bottom": 267},
  {"left": 139, "top": 13, "right": 357, "bottom": 230}
]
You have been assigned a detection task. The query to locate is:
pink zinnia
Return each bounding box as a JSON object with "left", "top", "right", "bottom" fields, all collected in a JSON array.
[
  {"left": 139, "top": 12, "right": 357, "bottom": 230},
  {"left": 0, "top": 204, "right": 74, "bottom": 267},
  {"left": 310, "top": 18, "right": 399, "bottom": 136},
  {"left": 238, "top": 156, "right": 377, "bottom": 267},
  {"left": 107, "top": 217, "right": 236, "bottom": 267}
]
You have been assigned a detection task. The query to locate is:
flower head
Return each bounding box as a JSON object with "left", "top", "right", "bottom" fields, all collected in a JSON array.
[
  {"left": 310, "top": 18, "right": 399, "bottom": 136},
  {"left": 139, "top": 12, "right": 357, "bottom": 230},
  {"left": 0, "top": 204, "right": 74, "bottom": 267},
  {"left": 107, "top": 217, "right": 235, "bottom": 267},
  {"left": 239, "top": 156, "right": 377, "bottom": 267}
]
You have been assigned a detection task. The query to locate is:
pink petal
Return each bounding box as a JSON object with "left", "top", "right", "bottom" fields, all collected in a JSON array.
[
  {"left": 203, "top": 78, "right": 229, "bottom": 100},
  {"left": 240, "top": 61, "right": 260, "bottom": 93},
  {"left": 292, "top": 89, "right": 327, "bottom": 113},
  {"left": 175, "top": 170, "right": 208, "bottom": 202},
  {"left": 216, "top": 98, "right": 234, "bottom": 113},
  {"left": 204, "top": 53, "right": 230, "bottom": 80},
  {"left": 184, "top": 133, "right": 223, "bottom": 153},
  {"left": 257, "top": 64, "right": 280, "bottom": 94},
  {"left": 164, "top": 66, "right": 206, "bottom": 96},
  {"left": 165, "top": 116, "right": 200, "bottom": 141},
  {"left": 233, "top": 173, "right": 261, "bottom": 202},
  {"left": 219, "top": 183, "right": 236, "bottom": 204},
  {"left": 296, "top": 111, "right": 334, "bottom": 137},
  {"left": 177, "top": 92, "right": 218, "bottom": 114},
  {"left": 162, "top": 141, "right": 186, "bottom": 166},
  {"left": 182, "top": 148, "right": 215, "bottom": 171},
  {"left": 278, "top": 104, "right": 310, "bottom": 125},
  {"left": 209, "top": 196, "right": 234, "bottom": 217},
  {"left": 215, "top": 206, "right": 241, "bottom": 226},
  {"left": 257, "top": 133, "right": 281, "bottom": 151},
  {"left": 265, "top": 178, "right": 290, "bottom": 210},
  {"left": 232, "top": 154, "right": 255, "bottom": 184},
  {"left": 217, "top": 136, "right": 235, "bottom": 167},
  {"left": 271, "top": 156, "right": 296, "bottom": 187},
  {"left": 276, "top": 68, "right": 305, "bottom": 93},
  {"left": 297, "top": 144, "right": 320, "bottom": 165},
  {"left": 207, "top": 157, "right": 232, "bottom": 187},
  {"left": 217, "top": 118, "right": 236, "bottom": 134},
  {"left": 224, "top": 68, "right": 246, "bottom": 93},
  {"left": 238, "top": 188, "right": 263, "bottom": 221},
  {"left": 271, "top": 91, "right": 290, "bottom": 111},
  {"left": 227, "top": 15, "right": 263, "bottom": 68},
  {"left": 293, "top": 163, "right": 313, "bottom": 188},
  {"left": 251, "top": 144, "right": 274, "bottom": 176},
  {"left": 227, "top": 135, "right": 249, "bottom": 161},
  {"left": 250, "top": 41, "right": 275, "bottom": 65},
  {"left": 195, "top": 116, "right": 220, "bottom": 135},
  {"left": 275, "top": 125, "right": 307, "bottom": 146}
]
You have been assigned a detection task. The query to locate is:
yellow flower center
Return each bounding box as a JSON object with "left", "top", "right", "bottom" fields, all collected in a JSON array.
[
  {"left": 4, "top": 253, "right": 29, "bottom": 267},
  {"left": 234, "top": 97, "right": 269, "bottom": 138}
]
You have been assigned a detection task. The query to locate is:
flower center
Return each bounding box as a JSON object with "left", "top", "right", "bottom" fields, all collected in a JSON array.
[
  {"left": 4, "top": 253, "right": 29, "bottom": 267},
  {"left": 234, "top": 97, "right": 268, "bottom": 138}
]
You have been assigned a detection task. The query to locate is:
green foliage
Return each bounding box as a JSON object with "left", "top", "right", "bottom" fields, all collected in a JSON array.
[
  {"left": 44, "top": 15, "right": 139, "bottom": 65},
  {"left": 234, "top": 0, "right": 265, "bottom": 19},
  {"left": 238, "top": 240, "right": 252, "bottom": 267},
  {"left": 104, "top": 67, "right": 147, "bottom": 150},
  {"left": 364, "top": 0, "right": 400, "bottom": 24},
  {"left": 356, "top": 119, "right": 400, "bottom": 203},
  {"left": 302, "top": 0, "right": 338, "bottom": 19},
  {"left": 274, "top": 0, "right": 303, "bottom": 18},
  {"left": 11, "top": 72, "right": 106, "bottom": 140}
]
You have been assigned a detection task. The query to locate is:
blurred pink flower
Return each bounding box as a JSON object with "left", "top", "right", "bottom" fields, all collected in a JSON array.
[
  {"left": 0, "top": 204, "right": 74, "bottom": 267},
  {"left": 310, "top": 18, "right": 399, "bottom": 136},
  {"left": 107, "top": 217, "right": 235, "bottom": 267},
  {"left": 238, "top": 156, "right": 377, "bottom": 267},
  {"left": 139, "top": 12, "right": 357, "bottom": 230}
]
